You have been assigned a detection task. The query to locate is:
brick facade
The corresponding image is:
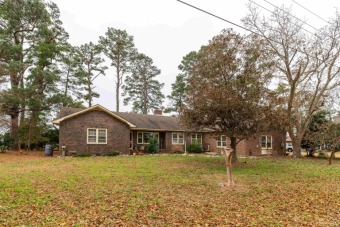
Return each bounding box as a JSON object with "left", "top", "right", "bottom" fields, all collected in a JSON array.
[
  {"left": 56, "top": 106, "right": 285, "bottom": 156},
  {"left": 59, "top": 110, "right": 130, "bottom": 155},
  {"left": 203, "top": 130, "right": 285, "bottom": 156},
  {"left": 120, "top": 130, "right": 284, "bottom": 155},
  {"left": 130, "top": 131, "right": 166, "bottom": 152}
]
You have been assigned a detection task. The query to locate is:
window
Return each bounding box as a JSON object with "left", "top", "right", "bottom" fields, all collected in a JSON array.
[
  {"left": 261, "top": 136, "right": 272, "bottom": 149},
  {"left": 87, "top": 128, "right": 107, "bottom": 144},
  {"left": 137, "top": 132, "right": 159, "bottom": 144},
  {"left": 172, "top": 133, "right": 184, "bottom": 144},
  {"left": 217, "top": 135, "right": 227, "bottom": 147},
  {"left": 191, "top": 133, "right": 202, "bottom": 144}
]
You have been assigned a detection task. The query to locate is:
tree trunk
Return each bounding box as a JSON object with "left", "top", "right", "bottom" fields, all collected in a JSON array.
[
  {"left": 63, "top": 68, "right": 70, "bottom": 107},
  {"left": 143, "top": 79, "right": 147, "bottom": 114},
  {"left": 224, "top": 147, "right": 234, "bottom": 187},
  {"left": 19, "top": 75, "right": 25, "bottom": 127},
  {"left": 142, "top": 87, "right": 147, "bottom": 114},
  {"left": 116, "top": 84, "right": 119, "bottom": 112},
  {"left": 230, "top": 136, "right": 238, "bottom": 163},
  {"left": 328, "top": 148, "right": 335, "bottom": 165},
  {"left": 292, "top": 137, "right": 302, "bottom": 158},
  {"left": 27, "top": 111, "right": 36, "bottom": 151},
  {"left": 289, "top": 130, "right": 302, "bottom": 158},
  {"left": 10, "top": 113, "right": 19, "bottom": 150},
  {"left": 116, "top": 67, "right": 120, "bottom": 112},
  {"left": 88, "top": 77, "right": 92, "bottom": 107}
]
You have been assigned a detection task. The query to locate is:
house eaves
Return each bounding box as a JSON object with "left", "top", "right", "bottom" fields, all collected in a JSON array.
[{"left": 130, "top": 128, "right": 186, "bottom": 132}]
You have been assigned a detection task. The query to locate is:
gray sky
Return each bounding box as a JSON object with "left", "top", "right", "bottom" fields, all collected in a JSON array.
[{"left": 54, "top": 0, "right": 340, "bottom": 112}]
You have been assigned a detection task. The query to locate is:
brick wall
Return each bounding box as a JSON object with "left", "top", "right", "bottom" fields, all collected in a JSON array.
[
  {"left": 165, "top": 132, "right": 186, "bottom": 152},
  {"left": 164, "top": 132, "right": 201, "bottom": 153},
  {"left": 59, "top": 110, "right": 285, "bottom": 157},
  {"left": 59, "top": 110, "right": 130, "bottom": 155},
  {"left": 204, "top": 130, "right": 285, "bottom": 156}
]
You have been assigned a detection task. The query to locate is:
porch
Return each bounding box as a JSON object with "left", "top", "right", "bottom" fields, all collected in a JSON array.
[{"left": 130, "top": 131, "right": 166, "bottom": 152}]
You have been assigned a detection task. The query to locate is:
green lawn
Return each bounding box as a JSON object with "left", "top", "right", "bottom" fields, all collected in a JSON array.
[{"left": 0, "top": 153, "right": 339, "bottom": 226}]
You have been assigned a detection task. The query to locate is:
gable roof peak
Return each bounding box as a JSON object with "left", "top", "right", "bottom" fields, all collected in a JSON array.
[{"left": 52, "top": 104, "right": 136, "bottom": 128}]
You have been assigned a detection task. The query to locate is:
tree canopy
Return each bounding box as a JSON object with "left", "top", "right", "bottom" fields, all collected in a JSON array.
[
  {"left": 165, "top": 51, "right": 199, "bottom": 115},
  {"left": 180, "top": 29, "right": 282, "bottom": 162},
  {"left": 99, "top": 28, "right": 136, "bottom": 112},
  {"left": 122, "top": 53, "right": 164, "bottom": 114},
  {"left": 0, "top": 0, "right": 68, "bottom": 149},
  {"left": 243, "top": 4, "right": 340, "bottom": 158},
  {"left": 77, "top": 42, "right": 107, "bottom": 107}
]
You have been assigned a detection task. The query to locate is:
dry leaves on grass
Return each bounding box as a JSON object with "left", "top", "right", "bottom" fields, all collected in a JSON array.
[{"left": 0, "top": 151, "right": 339, "bottom": 226}]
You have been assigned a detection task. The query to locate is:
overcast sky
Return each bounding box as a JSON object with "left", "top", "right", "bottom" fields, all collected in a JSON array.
[{"left": 54, "top": 0, "right": 340, "bottom": 112}]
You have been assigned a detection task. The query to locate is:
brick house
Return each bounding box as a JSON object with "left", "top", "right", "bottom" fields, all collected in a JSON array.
[{"left": 53, "top": 104, "right": 285, "bottom": 156}]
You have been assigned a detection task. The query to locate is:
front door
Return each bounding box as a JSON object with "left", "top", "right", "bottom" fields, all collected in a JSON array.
[{"left": 159, "top": 132, "right": 165, "bottom": 150}]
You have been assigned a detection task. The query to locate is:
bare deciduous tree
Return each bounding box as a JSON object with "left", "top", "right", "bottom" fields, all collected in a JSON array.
[{"left": 243, "top": 5, "right": 340, "bottom": 158}]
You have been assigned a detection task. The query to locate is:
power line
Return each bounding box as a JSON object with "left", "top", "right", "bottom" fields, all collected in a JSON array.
[
  {"left": 250, "top": 0, "right": 317, "bottom": 38},
  {"left": 176, "top": 0, "right": 260, "bottom": 36},
  {"left": 291, "top": 0, "right": 330, "bottom": 24},
  {"left": 248, "top": 0, "right": 271, "bottom": 14},
  {"left": 263, "top": 0, "right": 318, "bottom": 31},
  {"left": 176, "top": 0, "right": 340, "bottom": 72},
  {"left": 176, "top": 0, "right": 304, "bottom": 48}
]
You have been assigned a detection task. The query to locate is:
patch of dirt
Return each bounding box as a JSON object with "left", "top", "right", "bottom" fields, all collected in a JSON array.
[
  {"left": 211, "top": 161, "right": 256, "bottom": 167},
  {"left": 219, "top": 183, "right": 251, "bottom": 193},
  {"left": 0, "top": 150, "right": 48, "bottom": 162},
  {"left": 233, "top": 162, "right": 256, "bottom": 167}
]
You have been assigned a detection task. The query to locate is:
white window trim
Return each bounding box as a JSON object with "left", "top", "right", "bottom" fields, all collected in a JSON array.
[
  {"left": 137, "top": 132, "right": 159, "bottom": 144},
  {"left": 87, "top": 128, "right": 107, "bottom": 144},
  {"left": 261, "top": 135, "right": 273, "bottom": 149},
  {"left": 191, "top": 133, "right": 202, "bottom": 144},
  {"left": 172, "top": 132, "right": 184, "bottom": 145},
  {"left": 216, "top": 135, "right": 227, "bottom": 148}
]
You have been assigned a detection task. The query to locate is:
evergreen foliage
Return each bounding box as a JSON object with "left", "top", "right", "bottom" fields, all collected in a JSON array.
[
  {"left": 122, "top": 53, "right": 164, "bottom": 114},
  {"left": 165, "top": 51, "right": 198, "bottom": 114},
  {"left": 99, "top": 28, "right": 136, "bottom": 112},
  {"left": 147, "top": 138, "right": 159, "bottom": 154},
  {"left": 76, "top": 42, "right": 107, "bottom": 107},
  {"left": 0, "top": 0, "right": 69, "bottom": 149},
  {"left": 187, "top": 141, "right": 203, "bottom": 153}
]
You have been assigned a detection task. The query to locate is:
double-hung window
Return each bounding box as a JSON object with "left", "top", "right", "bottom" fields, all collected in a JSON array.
[
  {"left": 191, "top": 133, "right": 202, "bottom": 144},
  {"left": 217, "top": 135, "right": 227, "bottom": 147},
  {"left": 172, "top": 133, "right": 184, "bottom": 144},
  {"left": 261, "top": 136, "right": 272, "bottom": 149},
  {"left": 87, "top": 128, "right": 107, "bottom": 144}
]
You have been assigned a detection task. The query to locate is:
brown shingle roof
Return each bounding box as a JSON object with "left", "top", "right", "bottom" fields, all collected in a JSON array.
[
  {"left": 56, "top": 107, "right": 185, "bottom": 131},
  {"left": 57, "top": 107, "right": 82, "bottom": 119},
  {"left": 115, "top": 112, "right": 183, "bottom": 131}
]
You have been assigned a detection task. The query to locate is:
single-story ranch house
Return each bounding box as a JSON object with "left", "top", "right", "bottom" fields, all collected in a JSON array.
[{"left": 53, "top": 104, "right": 285, "bottom": 156}]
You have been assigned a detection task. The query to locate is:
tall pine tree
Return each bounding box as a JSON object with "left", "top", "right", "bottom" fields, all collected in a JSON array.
[
  {"left": 77, "top": 42, "right": 107, "bottom": 107},
  {"left": 99, "top": 28, "right": 136, "bottom": 112},
  {"left": 0, "top": 0, "right": 68, "bottom": 149},
  {"left": 165, "top": 51, "right": 199, "bottom": 114},
  {"left": 123, "top": 53, "right": 164, "bottom": 114},
  {"left": 58, "top": 44, "right": 85, "bottom": 108}
]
